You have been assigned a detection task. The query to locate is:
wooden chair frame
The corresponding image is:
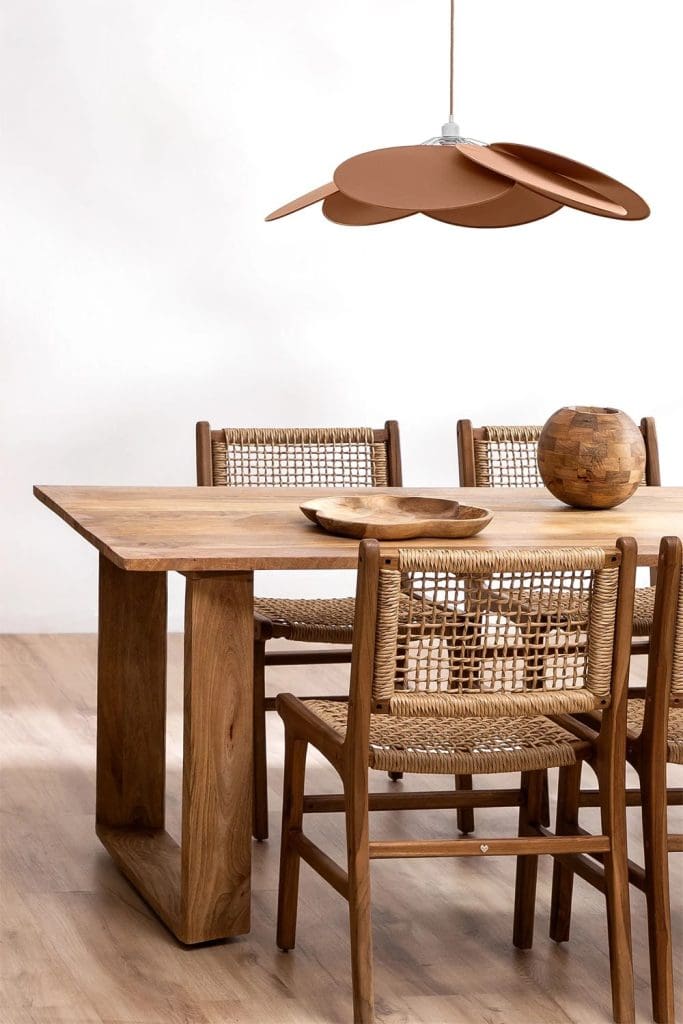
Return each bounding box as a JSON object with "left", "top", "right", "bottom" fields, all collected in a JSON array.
[
  {"left": 454, "top": 416, "right": 661, "bottom": 836},
  {"left": 276, "top": 538, "right": 638, "bottom": 1024},
  {"left": 196, "top": 420, "right": 402, "bottom": 840},
  {"left": 456, "top": 417, "right": 661, "bottom": 493},
  {"left": 552, "top": 536, "right": 683, "bottom": 1023}
]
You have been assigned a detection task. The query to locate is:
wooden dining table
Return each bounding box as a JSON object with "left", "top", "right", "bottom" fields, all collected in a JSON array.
[{"left": 33, "top": 483, "right": 683, "bottom": 945}]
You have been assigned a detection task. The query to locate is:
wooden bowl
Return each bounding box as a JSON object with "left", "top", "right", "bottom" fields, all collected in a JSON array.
[
  {"left": 300, "top": 495, "right": 493, "bottom": 540},
  {"left": 538, "top": 406, "right": 646, "bottom": 510}
]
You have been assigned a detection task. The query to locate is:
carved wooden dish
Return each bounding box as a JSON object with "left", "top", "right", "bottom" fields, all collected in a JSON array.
[{"left": 300, "top": 495, "right": 493, "bottom": 540}]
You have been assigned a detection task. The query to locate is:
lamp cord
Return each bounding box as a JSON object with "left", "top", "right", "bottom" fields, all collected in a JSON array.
[{"left": 449, "top": 0, "right": 455, "bottom": 118}]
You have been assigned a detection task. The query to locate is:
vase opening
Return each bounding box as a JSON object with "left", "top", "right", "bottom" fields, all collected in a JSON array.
[{"left": 569, "top": 406, "right": 620, "bottom": 415}]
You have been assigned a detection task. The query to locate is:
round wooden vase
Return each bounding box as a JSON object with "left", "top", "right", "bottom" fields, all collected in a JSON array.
[{"left": 538, "top": 406, "right": 645, "bottom": 510}]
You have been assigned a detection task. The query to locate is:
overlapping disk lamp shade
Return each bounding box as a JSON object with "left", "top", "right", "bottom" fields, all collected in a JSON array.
[{"left": 265, "top": 3, "right": 649, "bottom": 229}]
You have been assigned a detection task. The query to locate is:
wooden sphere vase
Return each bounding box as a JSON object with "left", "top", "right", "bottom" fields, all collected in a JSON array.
[{"left": 538, "top": 406, "right": 645, "bottom": 510}]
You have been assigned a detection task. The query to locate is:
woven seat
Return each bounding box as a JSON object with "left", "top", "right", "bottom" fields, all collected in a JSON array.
[
  {"left": 304, "top": 699, "right": 582, "bottom": 774},
  {"left": 626, "top": 699, "right": 683, "bottom": 764},
  {"left": 255, "top": 597, "right": 355, "bottom": 644},
  {"left": 277, "top": 540, "right": 637, "bottom": 1024}
]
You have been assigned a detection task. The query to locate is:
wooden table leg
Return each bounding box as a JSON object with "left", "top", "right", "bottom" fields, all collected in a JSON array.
[
  {"left": 180, "top": 570, "right": 253, "bottom": 942},
  {"left": 96, "top": 555, "right": 167, "bottom": 832},
  {"left": 95, "top": 556, "right": 254, "bottom": 944}
]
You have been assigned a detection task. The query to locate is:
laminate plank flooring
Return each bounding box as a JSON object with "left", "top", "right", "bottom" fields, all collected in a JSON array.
[{"left": 1, "top": 635, "right": 681, "bottom": 1024}]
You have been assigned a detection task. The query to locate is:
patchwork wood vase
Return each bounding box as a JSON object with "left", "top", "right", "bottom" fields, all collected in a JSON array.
[{"left": 538, "top": 406, "right": 646, "bottom": 510}]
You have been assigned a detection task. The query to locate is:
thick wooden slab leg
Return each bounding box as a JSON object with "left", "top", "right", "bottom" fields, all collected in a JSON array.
[
  {"left": 181, "top": 571, "right": 254, "bottom": 943},
  {"left": 95, "top": 557, "right": 185, "bottom": 935},
  {"left": 95, "top": 557, "right": 254, "bottom": 944},
  {"left": 96, "top": 555, "right": 167, "bottom": 830}
]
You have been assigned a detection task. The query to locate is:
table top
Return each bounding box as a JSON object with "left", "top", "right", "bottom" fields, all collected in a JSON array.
[{"left": 33, "top": 485, "right": 683, "bottom": 571}]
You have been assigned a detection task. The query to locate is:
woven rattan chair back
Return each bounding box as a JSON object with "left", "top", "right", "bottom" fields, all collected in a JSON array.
[
  {"left": 469, "top": 425, "right": 543, "bottom": 488},
  {"left": 672, "top": 550, "right": 683, "bottom": 704},
  {"left": 650, "top": 537, "right": 683, "bottom": 705},
  {"left": 457, "top": 417, "right": 661, "bottom": 489},
  {"left": 633, "top": 535, "right": 683, "bottom": 1023},
  {"left": 196, "top": 421, "right": 402, "bottom": 488},
  {"left": 365, "top": 545, "right": 624, "bottom": 720}
]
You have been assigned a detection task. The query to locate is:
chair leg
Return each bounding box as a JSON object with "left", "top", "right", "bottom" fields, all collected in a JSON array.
[
  {"left": 525, "top": 643, "right": 550, "bottom": 829},
  {"left": 345, "top": 775, "right": 374, "bottom": 1024},
  {"left": 599, "top": 760, "right": 635, "bottom": 1024},
  {"left": 513, "top": 770, "right": 545, "bottom": 949},
  {"left": 455, "top": 774, "right": 475, "bottom": 835},
  {"left": 540, "top": 770, "right": 551, "bottom": 828},
  {"left": 550, "top": 763, "right": 582, "bottom": 942},
  {"left": 252, "top": 639, "right": 269, "bottom": 841},
  {"left": 640, "top": 759, "right": 675, "bottom": 1023},
  {"left": 276, "top": 735, "right": 308, "bottom": 951}
]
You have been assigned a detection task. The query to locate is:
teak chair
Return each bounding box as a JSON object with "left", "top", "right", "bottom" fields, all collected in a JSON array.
[
  {"left": 196, "top": 421, "right": 402, "bottom": 840},
  {"left": 454, "top": 417, "right": 660, "bottom": 834},
  {"left": 551, "top": 536, "right": 683, "bottom": 1023},
  {"left": 456, "top": 418, "right": 660, "bottom": 651},
  {"left": 276, "top": 539, "right": 638, "bottom": 1024}
]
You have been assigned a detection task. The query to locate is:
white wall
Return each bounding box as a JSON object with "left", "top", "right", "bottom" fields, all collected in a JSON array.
[{"left": 1, "top": 0, "right": 681, "bottom": 632}]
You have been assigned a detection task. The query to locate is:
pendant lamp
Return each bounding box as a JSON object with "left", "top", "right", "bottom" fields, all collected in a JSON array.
[{"left": 265, "top": 2, "right": 649, "bottom": 228}]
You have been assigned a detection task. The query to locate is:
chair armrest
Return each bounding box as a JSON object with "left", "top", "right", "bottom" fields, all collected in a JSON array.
[{"left": 276, "top": 693, "right": 345, "bottom": 770}]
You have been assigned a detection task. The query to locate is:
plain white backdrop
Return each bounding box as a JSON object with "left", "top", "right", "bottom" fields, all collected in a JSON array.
[{"left": 1, "top": 0, "right": 681, "bottom": 631}]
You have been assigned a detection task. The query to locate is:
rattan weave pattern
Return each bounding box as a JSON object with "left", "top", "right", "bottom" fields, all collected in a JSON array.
[
  {"left": 627, "top": 700, "right": 683, "bottom": 765},
  {"left": 210, "top": 428, "right": 389, "bottom": 648},
  {"left": 372, "top": 546, "right": 618, "bottom": 718},
  {"left": 632, "top": 587, "right": 656, "bottom": 638},
  {"left": 210, "top": 427, "right": 388, "bottom": 646},
  {"left": 304, "top": 699, "right": 582, "bottom": 773},
  {"left": 470, "top": 423, "right": 652, "bottom": 637},
  {"left": 673, "top": 567, "right": 683, "bottom": 700},
  {"left": 461, "top": 559, "right": 651, "bottom": 647},
  {"left": 474, "top": 425, "right": 543, "bottom": 488},
  {"left": 255, "top": 597, "right": 355, "bottom": 644},
  {"left": 212, "top": 427, "right": 388, "bottom": 488}
]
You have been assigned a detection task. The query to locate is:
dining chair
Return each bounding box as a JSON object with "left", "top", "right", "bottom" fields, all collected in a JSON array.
[
  {"left": 276, "top": 538, "right": 638, "bottom": 1024},
  {"left": 551, "top": 535, "right": 683, "bottom": 1024},
  {"left": 456, "top": 418, "right": 660, "bottom": 649},
  {"left": 454, "top": 417, "right": 660, "bottom": 835},
  {"left": 196, "top": 421, "right": 402, "bottom": 840}
]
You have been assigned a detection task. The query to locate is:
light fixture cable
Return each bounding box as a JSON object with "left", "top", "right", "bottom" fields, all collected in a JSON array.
[
  {"left": 264, "top": 0, "right": 650, "bottom": 225},
  {"left": 449, "top": 0, "right": 455, "bottom": 118},
  {"left": 443, "top": 0, "right": 460, "bottom": 138}
]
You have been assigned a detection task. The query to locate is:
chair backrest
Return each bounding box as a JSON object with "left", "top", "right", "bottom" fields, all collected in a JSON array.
[
  {"left": 349, "top": 540, "right": 636, "bottom": 723},
  {"left": 643, "top": 537, "right": 683, "bottom": 717},
  {"left": 196, "top": 420, "right": 402, "bottom": 488},
  {"left": 457, "top": 417, "right": 661, "bottom": 488},
  {"left": 675, "top": 554, "right": 683, "bottom": 705}
]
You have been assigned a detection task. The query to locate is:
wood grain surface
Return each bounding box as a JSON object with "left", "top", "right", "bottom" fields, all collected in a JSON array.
[
  {"left": 33, "top": 485, "right": 683, "bottom": 569},
  {"left": 180, "top": 571, "right": 254, "bottom": 942},
  {"left": 94, "top": 559, "right": 254, "bottom": 944},
  {"left": 2, "top": 634, "right": 680, "bottom": 1023},
  {"left": 96, "top": 556, "right": 167, "bottom": 830},
  {"left": 300, "top": 494, "right": 491, "bottom": 540},
  {"left": 538, "top": 407, "right": 647, "bottom": 510}
]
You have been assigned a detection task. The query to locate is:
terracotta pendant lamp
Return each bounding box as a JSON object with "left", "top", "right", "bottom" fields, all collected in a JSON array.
[{"left": 265, "top": 1, "right": 649, "bottom": 228}]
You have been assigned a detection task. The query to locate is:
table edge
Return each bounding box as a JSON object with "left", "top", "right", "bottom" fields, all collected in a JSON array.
[
  {"left": 33, "top": 484, "right": 666, "bottom": 571},
  {"left": 34, "top": 484, "right": 127, "bottom": 569}
]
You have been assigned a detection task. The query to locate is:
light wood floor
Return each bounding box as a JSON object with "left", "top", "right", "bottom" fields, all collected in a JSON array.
[{"left": 1, "top": 635, "right": 681, "bottom": 1024}]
